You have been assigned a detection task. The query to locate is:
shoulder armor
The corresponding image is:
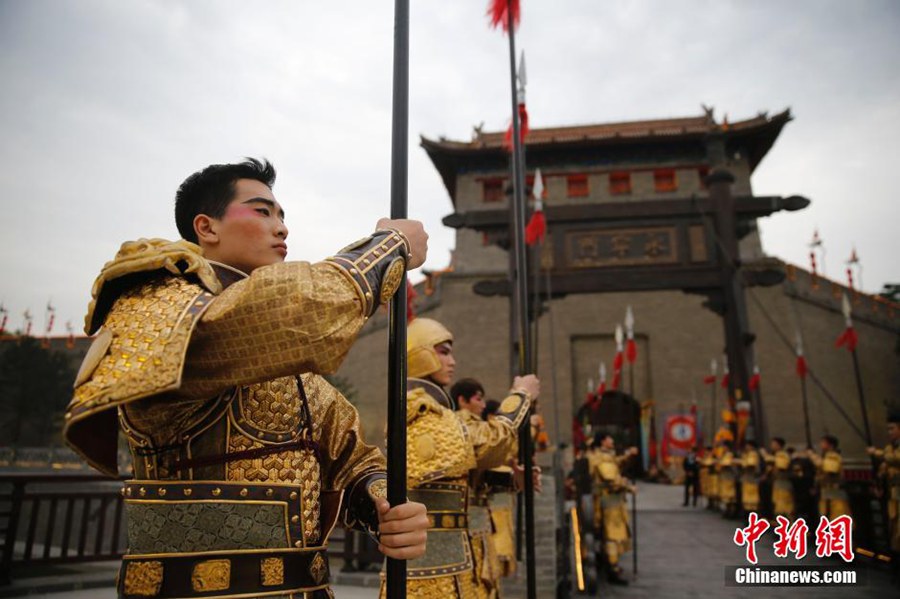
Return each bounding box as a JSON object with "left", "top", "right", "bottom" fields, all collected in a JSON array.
[
  {"left": 822, "top": 451, "right": 842, "bottom": 474},
  {"left": 407, "top": 388, "right": 476, "bottom": 487},
  {"left": 775, "top": 451, "right": 791, "bottom": 470},
  {"left": 65, "top": 270, "right": 215, "bottom": 476},
  {"left": 408, "top": 377, "right": 454, "bottom": 410}
]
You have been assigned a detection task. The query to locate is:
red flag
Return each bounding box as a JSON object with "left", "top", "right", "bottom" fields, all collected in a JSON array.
[
  {"left": 625, "top": 338, "right": 637, "bottom": 364},
  {"left": 503, "top": 102, "right": 529, "bottom": 151},
  {"left": 406, "top": 281, "right": 418, "bottom": 322},
  {"left": 835, "top": 326, "right": 858, "bottom": 352},
  {"left": 524, "top": 210, "right": 545, "bottom": 246},
  {"left": 749, "top": 369, "right": 761, "bottom": 391},
  {"left": 795, "top": 355, "right": 808, "bottom": 378},
  {"left": 487, "top": 0, "right": 521, "bottom": 32},
  {"left": 703, "top": 375, "right": 716, "bottom": 385}
]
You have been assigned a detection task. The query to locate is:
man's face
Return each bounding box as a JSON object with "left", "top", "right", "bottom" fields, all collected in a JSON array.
[
  {"left": 819, "top": 438, "right": 830, "bottom": 452},
  {"left": 601, "top": 436, "right": 615, "bottom": 451},
  {"left": 460, "top": 390, "right": 485, "bottom": 417},
  {"left": 199, "top": 179, "right": 289, "bottom": 274},
  {"left": 770, "top": 440, "right": 781, "bottom": 453},
  {"left": 430, "top": 342, "right": 456, "bottom": 386},
  {"left": 888, "top": 422, "right": 899, "bottom": 443}
]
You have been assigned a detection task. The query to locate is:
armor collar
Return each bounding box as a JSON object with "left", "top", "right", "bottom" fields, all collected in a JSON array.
[
  {"left": 208, "top": 260, "right": 249, "bottom": 290},
  {"left": 408, "top": 377, "right": 454, "bottom": 410}
]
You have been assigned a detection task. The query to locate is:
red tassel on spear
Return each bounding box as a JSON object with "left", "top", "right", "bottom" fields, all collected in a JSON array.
[
  {"left": 487, "top": 0, "right": 521, "bottom": 32},
  {"left": 720, "top": 361, "right": 730, "bottom": 389},
  {"left": 835, "top": 293, "right": 859, "bottom": 352},
  {"left": 624, "top": 305, "right": 637, "bottom": 364},
  {"left": 525, "top": 168, "right": 546, "bottom": 246},
  {"left": 749, "top": 365, "right": 761, "bottom": 391},
  {"left": 503, "top": 102, "right": 529, "bottom": 151}
]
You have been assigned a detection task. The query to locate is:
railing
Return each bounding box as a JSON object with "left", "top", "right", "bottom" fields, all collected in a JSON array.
[{"left": 0, "top": 473, "right": 381, "bottom": 584}]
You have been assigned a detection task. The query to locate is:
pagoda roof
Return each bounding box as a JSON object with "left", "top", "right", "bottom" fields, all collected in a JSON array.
[{"left": 421, "top": 109, "right": 792, "bottom": 202}]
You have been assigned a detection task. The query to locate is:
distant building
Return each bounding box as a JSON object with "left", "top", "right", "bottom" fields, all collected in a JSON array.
[{"left": 338, "top": 110, "right": 899, "bottom": 460}]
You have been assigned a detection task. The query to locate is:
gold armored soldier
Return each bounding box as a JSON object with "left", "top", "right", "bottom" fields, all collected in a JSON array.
[
  {"left": 867, "top": 412, "right": 900, "bottom": 558},
  {"left": 701, "top": 446, "right": 719, "bottom": 510},
  {"left": 739, "top": 441, "right": 762, "bottom": 514},
  {"left": 717, "top": 443, "right": 739, "bottom": 518},
  {"left": 809, "top": 435, "right": 851, "bottom": 520},
  {"left": 383, "top": 318, "right": 535, "bottom": 598},
  {"left": 63, "top": 159, "right": 430, "bottom": 599},
  {"left": 589, "top": 434, "right": 637, "bottom": 586},
  {"left": 764, "top": 437, "right": 795, "bottom": 519}
]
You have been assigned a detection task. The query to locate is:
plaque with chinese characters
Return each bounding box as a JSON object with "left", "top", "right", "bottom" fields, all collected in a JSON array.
[{"left": 565, "top": 227, "right": 678, "bottom": 268}]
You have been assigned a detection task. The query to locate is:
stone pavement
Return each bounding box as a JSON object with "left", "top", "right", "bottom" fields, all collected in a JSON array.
[{"left": 592, "top": 481, "right": 894, "bottom": 599}]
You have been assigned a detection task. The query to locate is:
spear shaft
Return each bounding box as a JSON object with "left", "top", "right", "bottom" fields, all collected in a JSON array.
[
  {"left": 385, "top": 0, "right": 409, "bottom": 596},
  {"left": 506, "top": 4, "right": 536, "bottom": 598}
]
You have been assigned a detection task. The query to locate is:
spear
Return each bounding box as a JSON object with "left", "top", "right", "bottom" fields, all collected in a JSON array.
[
  {"left": 385, "top": 0, "right": 410, "bottom": 596},
  {"left": 836, "top": 293, "right": 871, "bottom": 446},
  {"left": 794, "top": 333, "right": 812, "bottom": 449}
]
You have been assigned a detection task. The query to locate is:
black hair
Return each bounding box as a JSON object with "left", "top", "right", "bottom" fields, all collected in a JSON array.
[
  {"left": 482, "top": 399, "right": 500, "bottom": 421},
  {"left": 449, "top": 378, "right": 485, "bottom": 405},
  {"left": 771, "top": 437, "right": 786, "bottom": 448},
  {"left": 594, "top": 432, "right": 613, "bottom": 446},
  {"left": 175, "top": 158, "right": 276, "bottom": 243},
  {"left": 822, "top": 434, "right": 839, "bottom": 449}
]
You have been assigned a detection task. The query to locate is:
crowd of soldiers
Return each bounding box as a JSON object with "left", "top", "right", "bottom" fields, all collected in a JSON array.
[{"left": 695, "top": 413, "right": 899, "bottom": 575}]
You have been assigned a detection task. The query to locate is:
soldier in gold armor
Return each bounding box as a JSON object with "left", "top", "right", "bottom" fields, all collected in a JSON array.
[
  {"left": 808, "top": 434, "right": 851, "bottom": 520},
  {"left": 589, "top": 434, "right": 637, "bottom": 585},
  {"left": 700, "top": 446, "right": 719, "bottom": 510},
  {"left": 716, "top": 443, "right": 739, "bottom": 518},
  {"left": 867, "top": 411, "right": 900, "bottom": 562},
  {"left": 739, "top": 441, "right": 762, "bottom": 515},
  {"left": 764, "top": 437, "right": 795, "bottom": 519},
  {"left": 63, "top": 159, "right": 431, "bottom": 599},
  {"left": 382, "top": 317, "right": 536, "bottom": 598}
]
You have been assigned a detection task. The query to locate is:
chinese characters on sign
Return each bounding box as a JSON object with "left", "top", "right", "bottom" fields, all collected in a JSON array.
[
  {"left": 567, "top": 227, "right": 678, "bottom": 268},
  {"left": 734, "top": 513, "right": 854, "bottom": 565}
]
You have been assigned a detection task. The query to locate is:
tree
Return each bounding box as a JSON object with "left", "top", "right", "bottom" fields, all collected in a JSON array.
[{"left": 0, "top": 337, "right": 77, "bottom": 447}]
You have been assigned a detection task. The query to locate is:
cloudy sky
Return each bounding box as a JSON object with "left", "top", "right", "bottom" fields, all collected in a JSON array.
[{"left": 0, "top": 0, "right": 897, "bottom": 334}]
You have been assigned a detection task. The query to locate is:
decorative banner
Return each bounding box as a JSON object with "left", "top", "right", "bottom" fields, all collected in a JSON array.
[{"left": 662, "top": 412, "right": 697, "bottom": 463}]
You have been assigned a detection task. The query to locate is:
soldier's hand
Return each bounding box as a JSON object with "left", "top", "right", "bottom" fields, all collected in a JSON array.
[
  {"left": 376, "top": 218, "right": 428, "bottom": 269},
  {"left": 866, "top": 446, "right": 877, "bottom": 456},
  {"left": 511, "top": 374, "right": 540, "bottom": 400},
  {"left": 375, "top": 499, "right": 429, "bottom": 560},
  {"left": 512, "top": 463, "right": 543, "bottom": 493}
]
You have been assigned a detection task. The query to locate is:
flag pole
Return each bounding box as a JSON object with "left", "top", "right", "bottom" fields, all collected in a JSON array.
[
  {"left": 385, "top": 0, "right": 409, "bottom": 596},
  {"left": 505, "top": 4, "right": 537, "bottom": 598}
]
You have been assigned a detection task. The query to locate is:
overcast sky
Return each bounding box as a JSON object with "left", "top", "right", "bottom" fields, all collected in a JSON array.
[{"left": 0, "top": 0, "right": 897, "bottom": 335}]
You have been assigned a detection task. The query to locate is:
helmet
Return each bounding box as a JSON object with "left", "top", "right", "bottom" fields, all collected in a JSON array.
[{"left": 407, "top": 318, "right": 453, "bottom": 379}]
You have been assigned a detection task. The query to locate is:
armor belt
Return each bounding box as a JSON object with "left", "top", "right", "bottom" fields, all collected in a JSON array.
[
  {"left": 119, "top": 547, "right": 329, "bottom": 598},
  {"left": 468, "top": 504, "right": 491, "bottom": 536},
  {"left": 407, "top": 481, "right": 472, "bottom": 579},
  {"left": 120, "top": 480, "right": 341, "bottom": 597}
]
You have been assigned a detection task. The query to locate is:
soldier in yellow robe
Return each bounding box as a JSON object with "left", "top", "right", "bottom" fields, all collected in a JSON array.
[
  {"left": 764, "top": 437, "right": 795, "bottom": 519},
  {"left": 383, "top": 318, "right": 537, "bottom": 599},
  {"left": 717, "top": 444, "right": 739, "bottom": 518},
  {"left": 701, "top": 446, "right": 719, "bottom": 510},
  {"left": 739, "top": 441, "right": 762, "bottom": 514},
  {"left": 808, "top": 435, "right": 851, "bottom": 520},
  {"left": 63, "top": 159, "right": 430, "bottom": 599},
  {"left": 868, "top": 412, "right": 900, "bottom": 559},
  {"left": 589, "top": 434, "right": 637, "bottom": 585}
]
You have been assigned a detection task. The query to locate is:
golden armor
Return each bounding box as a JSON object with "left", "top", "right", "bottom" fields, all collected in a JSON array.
[
  {"left": 716, "top": 450, "right": 738, "bottom": 515},
  {"left": 408, "top": 318, "right": 453, "bottom": 379},
  {"left": 740, "top": 449, "right": 761, "bottom": 512},
  {"left": 767, "top": 450, "right": 795, "bottom": 518},
  {"left": 810, "top": 450, "right": 851, "bottom": 520},
  {"left": 589, "top": 449, "right": 632, "bottom": 570},
  {"left": 65, "top": 233, "right": 408, "bottom": 599}
]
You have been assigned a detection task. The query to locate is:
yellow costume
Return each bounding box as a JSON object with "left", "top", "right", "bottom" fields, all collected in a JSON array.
[
  {"left": 740, "top": 449, "right": 761, "bottom": 512},
  {"left": 766, "top": 450, "right": 795, "bottom": 518},
  {"left": 64, "top": 234, "right": 408, "bottom": 599},
  {"left": 380, "top": 318, "right": 529, "bottom": 599},
  {"left": 810, "top": 450, "right": 851, "bottom": 520},
  {"left": 701, "top": 452, "right": 718, "bottom": 509},
  {"left": 589, "top": 448, "right": 632, "bottom": 572},
  {"left": 871, "top": 442, "right": 900, "bottom": 551},
  {"left": 487, "top": 476, "right": 517, "bottom": 578},
  {"left": 716, "top": 450, "right": 738, "bottom": 516}
]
